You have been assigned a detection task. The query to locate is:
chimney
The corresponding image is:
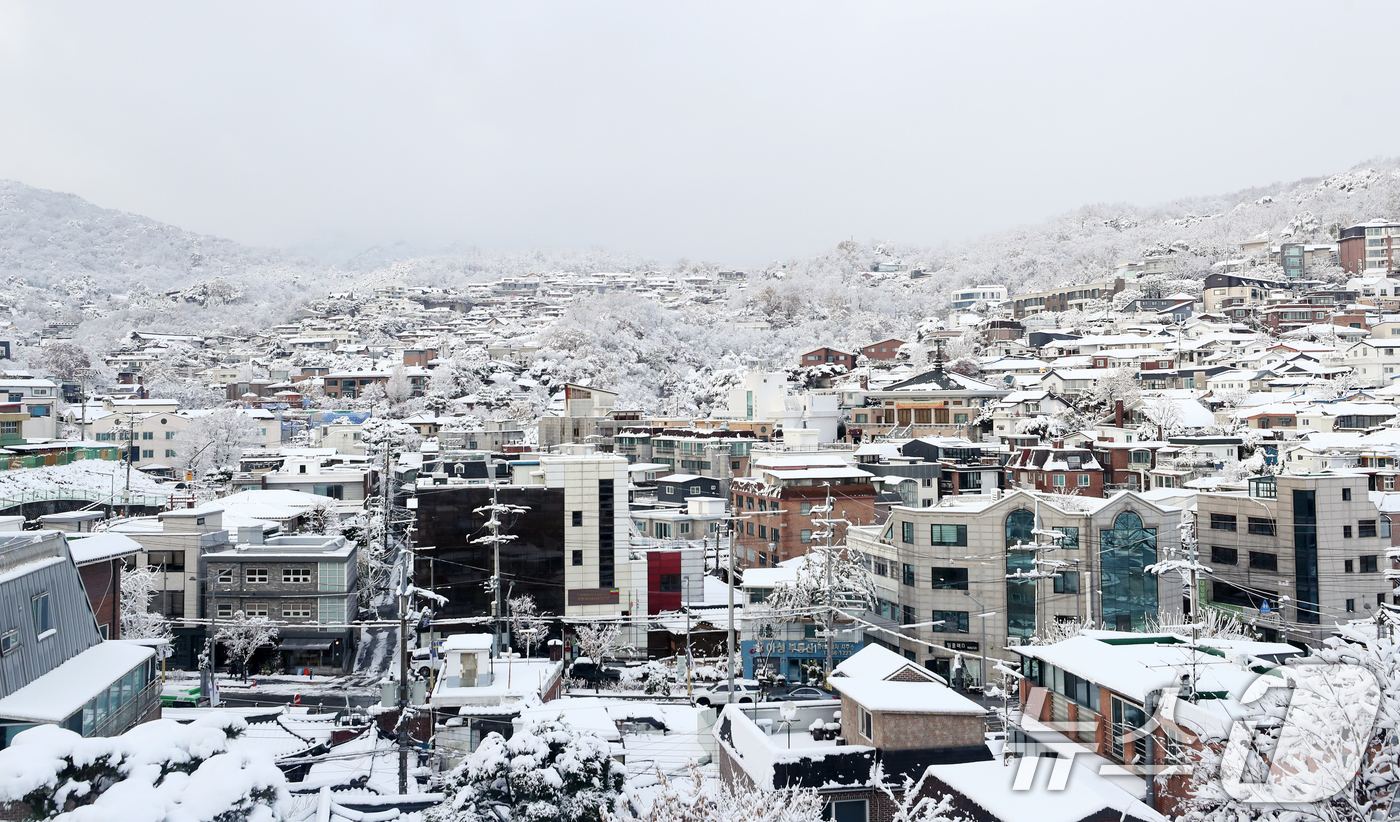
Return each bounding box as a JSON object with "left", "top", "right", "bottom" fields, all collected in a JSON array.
[{"left": 1114, "top": 400, "right": 1124, "bottom": 428}]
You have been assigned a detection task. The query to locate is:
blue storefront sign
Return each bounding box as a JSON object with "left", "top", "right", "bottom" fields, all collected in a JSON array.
[{"left": 740, "top": 639, "right": 862, "bottom": 680}]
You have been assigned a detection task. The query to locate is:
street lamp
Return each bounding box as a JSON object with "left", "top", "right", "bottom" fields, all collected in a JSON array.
[{"left": 963, "top": 591, "right": 991, "bottom": 692}]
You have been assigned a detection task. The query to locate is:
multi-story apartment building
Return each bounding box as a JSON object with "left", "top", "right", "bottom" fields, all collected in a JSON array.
[
  {"left": 88, "top": 411, "right": 189, "bottom": 467},
  {"left": 111, "top": 505, "right": 233, "bottom": 669},
  {"left": 0, "top": 374, "right": 58, "bottom": 440},
  {"left": 854, "top": 366, "right": 1007, "bottom": 441},
  {"left": 415, "top": 449, "right": 650, "bottom": 652},
  {"left": 1201, "top": 272, "right": 1292, "bottom": 315},
  {"left": 203, "top": 533, "right": 358, "bottom": 673},
  {"left": 732, "top": 452, "right": 878, "bottom": 569},
  {"left": 1195, "top": 474, "right": 1393, "bottom": 644},
  {"left": 1339, "top": 219, "right": 1400, "bottom": 275},
  {"left": 1011, "top": 279, "right": 1125, "bottom": 318},
  {"left": 950, "top": 285, "right": 1008, "bottom": 310},
  {"left": 847, "top": 490, "right": 1182, "bottom": 686}
]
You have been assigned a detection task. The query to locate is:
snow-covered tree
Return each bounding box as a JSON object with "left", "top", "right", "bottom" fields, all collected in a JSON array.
[
  {"left": 1175, "top": 623, "right": 1400, "bottom": 822},
  {"left": 766, "top": 545, "right": 876, "bottom": 618},
  {"left": 574, "top": 621, "right": 626, "bottom": 664},
  {"left": 385, "top": 364, "right": 413, "bottom": 409},
  {"left": 42, "top": 342, "right": 92, "bottom": 384},
  {"left": 0, "top": 713, "right": 288, "bottom": 821},
  {"left": 509, "top": 594, "right": 551, "bottom": 659},
  {"left": 612, "top": 765, "right": 825, "bottom": 822},
  {"left": 215, "top": 610, "right": 279, "bottom": 680},
  {"left": 300, "top": 496, "right": 341, "bottom": 536},
  {"left": 119, "top": 564, "right": 172, "bottom": 641},
  {"left": 1084, "top": 367, "right": 1142, "bottom": 413},
  {"left": 431, "top": 719, "right": 625, "bottom": 822},
  {"left": 172, "top": 409, "right": 262, "bottom": 477}
]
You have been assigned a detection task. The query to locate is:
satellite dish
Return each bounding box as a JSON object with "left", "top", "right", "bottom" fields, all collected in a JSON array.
[{"left": 780, "top": 701, "right": 797, "bottom": 722}]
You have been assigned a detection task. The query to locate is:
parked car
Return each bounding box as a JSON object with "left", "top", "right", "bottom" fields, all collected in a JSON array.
[
  {"left": 695, "top": 679, "right": 762, "bottom": 706},
  {"left": 411, "top": 647, "right": 443, "bottom": 680},
  {"left": 783, "top": 686, "right": 834, "bottom": 701}
]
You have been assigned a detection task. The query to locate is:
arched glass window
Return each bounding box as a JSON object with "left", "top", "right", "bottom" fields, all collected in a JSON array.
[
  {"left": 1100, "top": 510, "right": 1158, "bottom": 632},
  {"left": 1005, "top": 509, "right": 1037, "bottom": 640}
]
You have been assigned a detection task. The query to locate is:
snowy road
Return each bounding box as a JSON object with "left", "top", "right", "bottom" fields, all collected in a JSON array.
[{"left": 349, "top": 624, "right": 398, "bottom": 687}]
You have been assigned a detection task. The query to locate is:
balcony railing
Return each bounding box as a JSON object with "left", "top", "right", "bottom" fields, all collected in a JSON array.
[{"left": 91, "top": 677, "right": 161, "bottom": 739}]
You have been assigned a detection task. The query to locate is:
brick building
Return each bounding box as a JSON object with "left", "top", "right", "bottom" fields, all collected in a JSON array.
[
  {"left": 860, "top": 339, "right": 907, "bottom": 362},
  {"left": 798, "top": 347, "right": 854, "bottom": 371},
  {"left": 1006, "top": 445, "right": 1104, "bottom": 497},
  {"left": 730, "top": 454, "right": 878, "bottom": 569}
]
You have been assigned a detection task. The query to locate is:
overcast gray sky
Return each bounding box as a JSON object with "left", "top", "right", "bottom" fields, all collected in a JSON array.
[{"left": 1, "top": 2, "right": 1396, "bottom": 266}]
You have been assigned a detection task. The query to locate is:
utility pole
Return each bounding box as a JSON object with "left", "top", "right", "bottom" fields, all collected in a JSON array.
[
  {"left": 727, "top": 516, "right": 736, "bottom": 698},
  {"left": 125, "top": 412, "right": 135, "bottom": 510},
  {"left": 396, "top": 555, "right": 410, "bottom": 795}
]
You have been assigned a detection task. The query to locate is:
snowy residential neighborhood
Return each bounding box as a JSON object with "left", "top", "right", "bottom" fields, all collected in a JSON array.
[{"left": 7, "top": 6, "right": 1400, "bottom": 822}]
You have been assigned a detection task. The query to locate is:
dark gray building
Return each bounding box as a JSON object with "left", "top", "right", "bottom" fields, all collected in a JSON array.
[{"left": 203, "top": 533, "right": 358, "bottom": 674}]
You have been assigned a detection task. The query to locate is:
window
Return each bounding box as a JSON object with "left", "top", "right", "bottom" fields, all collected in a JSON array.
[
  {"left": 1059, "top": 527, "right": 1079, "bottom": 550},
  {"left": 757, "top": 525, "right": 767, "bottom": 539},
  {"left": 246, "top": 603, "right": 269, "bottom": 617},
  {"left": 931, "top": 567, "right": 968, "bottom": 590},
  {"left": 141, "top": 449, "right": 153, "bottom": 459},
  {"left": 800, "top": 529, "right": 813, "bottom": 544},
  {"left": 659, "top": 574, "right": 681, "bottom": 593},
  {"left": 147, "top": 551, "right": 185, "bottom": 571},
  {"left": 246, "top": 568, "right": 268, "bottom": 584},
  {"left": 1211, "top": 546, "right": 1238, "bottom": 565},
  {"left": 860, "top": 708, "right": 873, "bottom": 740},
  {"left": 282, "top": 604, "right": 312, "bottom": 619},
  {"left": 664, "top": 486, "right": 674, "bottom": 495},
  {"left": 1343, "top": 487, "right": 1352, "bottom": 501},
  {"left": 1209, "top": 513, "right": 1237, "bottom": 532},
  {"left": 1, "top": 630, "right": 18, "bottom": 655},
  {"left": 142, "top": 431, "right": 153, "bottom": 440},
  {"left": 572, "top": 550, "right": 583, "bottom": 566},
  {"left": 929, "top": 524, "right": 967, "bottom": 546},
  {"left": 1344, "top": 525, "right": 1353, "bottom": 539},
  {"left": 903, "top": 605, "right": 916, "bottom": 626},
  {"left": 282, "top": 568, "right": 312, "bottom": 584},
  {"left": 216, "top": 567, "right": 233, "bottom": 583},
  {"left": 902, "top": 564, "right": 916, "bottom": 586},
  {"left": 1361, "top": 555, "right": 1379, "bottom": 573},
  {"left": 901, "top": 522, "right": 914, "bottom": 543},
  {"left": 31, "top": 593, "right": 52, "bottom": 636},
  {"left": 1078, "top": 474, "right": 1091, "bottom": 487},
  {"left": 932, "top": 610, "right": 970, "bottom": 633},
  {"left": 1346, "top": 559, "right": 1355, "bottom": 573},
  {"left": 800, "top": 501, "right": 813, "bottom": 515},
  {"left": 1053, "top": 474, "right": 1066, "bottom": 487},
  {"left": 165, "top": 431, "right": 176, "bottom": 439},
  {"left": 165, "top": 449, "right": 176, "bottom": 458},
  {"left": 1347, "top": 599, "right": 1356, "bottom": 613},
  {"left": 572, "top": 511, "right": 583, "bottom": 527},
  {"left": 1247, "top": 517, "right": 1276, "bottom": 536},
  {"left": 1359, "top": 520, "right": 1378, "bottom": 538},
  {"left": 873, "top": 559, "right": 888, "bottom": 577},
  {"left": 1248, "top": 552, "right": 1278, "bottom": 571},
  {"left": 746, "top": 522, "right": 754, "bottom": 536},
  {"left": 1053, "top": 571, "right": 1080, "bottom": 594}
]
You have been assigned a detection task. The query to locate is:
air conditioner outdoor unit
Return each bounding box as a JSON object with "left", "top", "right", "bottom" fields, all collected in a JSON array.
[{"left": 1005, "top": 637, "right": 1023, "bottom": 647}]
